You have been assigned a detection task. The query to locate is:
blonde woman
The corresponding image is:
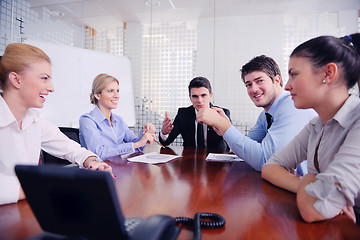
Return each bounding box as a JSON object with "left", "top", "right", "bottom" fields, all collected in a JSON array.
[
  {"left": 0, "top": 43, "right": 114, "bottom": 205},
  {"left": 79, "top": 73, "right": 156, "bottom": 159}
]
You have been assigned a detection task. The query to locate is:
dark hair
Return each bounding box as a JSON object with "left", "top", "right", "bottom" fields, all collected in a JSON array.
[
  {"left": 240, "top": 55, "right": 283, "bottom": 87},
  {"left": 188, "top": 76, "right": 212, "bottom": 95},
  {"left": 290, "top": 33, "right": 360, "bottom": 89}
]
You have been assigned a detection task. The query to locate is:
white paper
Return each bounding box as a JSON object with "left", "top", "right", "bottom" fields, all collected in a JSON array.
[
  {"left": 127, "top": 152, "right": 181, "bottom": 164},
  {"left": 206, "top": 153, "right": 243, "bottom": 162}
]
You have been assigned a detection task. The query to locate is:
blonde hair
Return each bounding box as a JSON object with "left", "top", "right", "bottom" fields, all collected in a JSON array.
[
  {"left": 90, "top": 73, "right": 119, "bottom": 105},
  {"left": 0, "top": 43, "right": 51, "bottom": 90}
]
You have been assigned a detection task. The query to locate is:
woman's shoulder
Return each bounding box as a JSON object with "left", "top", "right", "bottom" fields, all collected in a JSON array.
[
  {"left": 79, "top": 110, "right": 100, "bottom": 126},
  {"left": 79, "top": 112, "right": 94, "bottom": 121},
  {"left": 80, "top": 107, "right": 100, "bottom": 120}
]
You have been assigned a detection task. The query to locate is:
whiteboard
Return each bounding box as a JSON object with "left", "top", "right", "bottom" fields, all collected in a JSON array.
[{"left": 24, "top": 40, "right": 135, "bottom": 127}]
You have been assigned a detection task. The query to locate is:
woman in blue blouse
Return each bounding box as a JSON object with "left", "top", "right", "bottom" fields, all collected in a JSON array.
[{"left": 79, "top": 73, "right": 156, "bottom": 159}]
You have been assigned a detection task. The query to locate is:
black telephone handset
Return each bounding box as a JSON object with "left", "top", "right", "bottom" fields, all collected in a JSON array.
[
  {"left": 129, "top": 215, "right": 180, "bottom": 240},
  {"left": 129, "top": 212, "right": 225, "bottom": 240},
  {"left": 175, "top": 212, "right": 226, "bottom": 240}
]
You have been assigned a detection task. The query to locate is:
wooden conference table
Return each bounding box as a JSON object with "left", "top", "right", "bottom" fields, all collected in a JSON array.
[{"left": 1, "top": 145, "right": 360, "bottom": 240}]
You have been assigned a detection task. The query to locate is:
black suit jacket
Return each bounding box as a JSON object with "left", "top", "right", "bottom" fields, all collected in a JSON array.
[{"left": 159, "top": 105, "right": 231, "bottom": 150}]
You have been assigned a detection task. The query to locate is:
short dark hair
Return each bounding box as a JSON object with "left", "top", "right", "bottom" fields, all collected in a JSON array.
[
  {"left": 290, "top": 34, "right": 360, "bottom": 89},
  {"left": 240, "top": 55, "right": 282, "bottom": 87},
  {"left": 188, "top": 76, "right": 212, "bottom": 95}
]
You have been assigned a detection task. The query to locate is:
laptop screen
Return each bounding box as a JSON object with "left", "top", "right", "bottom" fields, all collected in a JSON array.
[{"left": 15, "top": 165, "right": 128, "bottom": 239}]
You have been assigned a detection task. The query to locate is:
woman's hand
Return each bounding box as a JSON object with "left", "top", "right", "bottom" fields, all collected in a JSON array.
[
  {"left": 134, "top": 132, "right": 155, "bottom": 149},
  {"left": 143, "top": 123, "right": 156, "bottom": 134},
  {"left": 341, "top": 205, "right": 356, "bottom": 223},
  {"left": 84, "top": 157, "right": 115, "bottom": 179}
]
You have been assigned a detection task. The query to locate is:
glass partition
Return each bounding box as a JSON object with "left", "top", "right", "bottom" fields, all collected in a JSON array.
[{"left": 1, "top": 0, "right": 359, "bottom": 145}]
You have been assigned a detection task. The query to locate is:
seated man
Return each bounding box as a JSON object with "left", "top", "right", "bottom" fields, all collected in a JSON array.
[
  {"left": 159, "top": 76, "right": 230, "bottom": 150},
  {"left": 197, "top": 55, "right": 316, "bottom": 171}
]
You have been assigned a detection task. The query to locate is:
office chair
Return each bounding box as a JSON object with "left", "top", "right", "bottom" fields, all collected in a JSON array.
[{"left": 41, "top": 127, "right": 80, "bottom": 166}]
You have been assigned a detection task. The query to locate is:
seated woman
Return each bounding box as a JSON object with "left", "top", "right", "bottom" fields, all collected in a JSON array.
[
  {"left": 262, "top": 33, "right": 360, "bottom": 224},
  {"left": 79, "top": 73, "right": 156, "bottom": 160},
  {"left": 0, "top": 43, "right": 114, "bottom": 205}
]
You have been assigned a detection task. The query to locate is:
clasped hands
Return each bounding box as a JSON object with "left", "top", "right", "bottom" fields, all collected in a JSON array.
[
  {"left": 133, "top": 123, "right": 156, "bottom": 149},
  {"left": 161, "top": 107, "right": 231, "bottom": 137},
  {"left": 84, "top": 123, "right": 156, "bottom": 179},
  {"left": 197, "top": 107, "right": 231, "bottom": 136}
]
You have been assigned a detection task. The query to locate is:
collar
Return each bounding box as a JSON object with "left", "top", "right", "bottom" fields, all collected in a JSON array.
[
  {"left": 91, "top": 106, "right": 117, "bottom": 125},
  {"left": 0, "top": 95, "right": 40, "bottom": 129},
  {"left": 266, "top": 90, "right": 287, "bottom": 116},
  {"left": 312, "top": 95, "right": 360, "bottom": 131},
  {"left": 0, "top": 95, "right": 16, "bottom": 128}
]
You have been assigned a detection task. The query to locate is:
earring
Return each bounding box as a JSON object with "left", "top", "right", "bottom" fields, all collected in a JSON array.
[{"left": 322, "top": 79, "right": 327, "bottom": 83}]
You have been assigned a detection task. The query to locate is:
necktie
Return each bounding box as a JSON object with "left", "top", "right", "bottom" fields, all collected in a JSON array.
[
  {"left": 197, "top": 122, "right": 205, "bottom": 148},
  {"left": 265, "top": 113, "right": 272, "bottom": 130}
]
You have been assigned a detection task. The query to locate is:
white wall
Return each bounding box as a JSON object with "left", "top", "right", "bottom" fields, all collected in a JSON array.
[
  {"left": 25, "top": 40, "right": 136, "bottom": 128},
  {"left": 195, "top": 10, "right": 359, "bottom": 126}
]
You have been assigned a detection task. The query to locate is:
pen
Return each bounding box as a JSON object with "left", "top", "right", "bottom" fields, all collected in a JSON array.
[{"left": 153, "top": 138, "right": 165, "bottom": 148}]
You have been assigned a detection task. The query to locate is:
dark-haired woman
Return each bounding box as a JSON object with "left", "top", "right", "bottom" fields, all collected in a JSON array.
[{"left": 262, "top": 34, "right": 360, "bottom": 225}]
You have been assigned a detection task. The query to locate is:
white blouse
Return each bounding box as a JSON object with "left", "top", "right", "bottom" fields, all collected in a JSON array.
[{"left": 0, "top": 95, "right": 95, "bottom": 205}]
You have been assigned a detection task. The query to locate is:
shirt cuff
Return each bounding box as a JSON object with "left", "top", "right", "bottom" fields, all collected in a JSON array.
[
  {"left": 160, "top": 132, "right": 168, "bottom": 141},
  {"left": 305, "top": 175, "right": 349, "bottom": 219},
  {"left": 0, "top": 174, "right": 21, "bottom": 205}
]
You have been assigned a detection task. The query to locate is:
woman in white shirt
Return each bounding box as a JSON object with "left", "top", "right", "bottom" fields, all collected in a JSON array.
[
  {"left": 0, "top": 43, "right": 114, "bottom": 205},
  {"left": 262, "top": 33, "right": 360, "bottom": 225}
]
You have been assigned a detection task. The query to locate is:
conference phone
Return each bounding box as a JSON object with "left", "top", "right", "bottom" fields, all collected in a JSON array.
[{"left": 15, "top": 165, "right": 225, "bottom": 240}]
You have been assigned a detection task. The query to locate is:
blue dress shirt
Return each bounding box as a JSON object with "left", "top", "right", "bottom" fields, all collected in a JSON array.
[
  {"left": 223, "top": 91, "right": 316, "bottom": 171},
  {"left": 79, "top": 106, "right": 145, "bottom": 159}
]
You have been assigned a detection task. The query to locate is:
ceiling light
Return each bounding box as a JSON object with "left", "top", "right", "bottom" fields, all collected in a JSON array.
[
  {"left": 49, "top": 10, "right": 64, "bottom": 17},
  {"left": 145, "top": 0, "right": 160, "bottom": 7}
]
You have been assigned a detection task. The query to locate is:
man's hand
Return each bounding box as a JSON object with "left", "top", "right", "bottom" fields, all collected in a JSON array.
[
  {"left": 211, "top": 107, "right": 230, "bottom": 121},
  {"left": 161, "top": 111, "right": 174, "bottom": 135},
  {"left": 197, "top": 107, "right": 232, "bottom": 136}
]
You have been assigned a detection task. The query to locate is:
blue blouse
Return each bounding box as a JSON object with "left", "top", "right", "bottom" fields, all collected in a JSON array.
[{"left": 79, "top": 106, "right": 145, "bottom": 159}]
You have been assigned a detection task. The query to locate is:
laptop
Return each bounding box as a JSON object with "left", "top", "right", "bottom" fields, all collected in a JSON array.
[{"left": 15, "top": 164, "right": 180, "bottom": 240}]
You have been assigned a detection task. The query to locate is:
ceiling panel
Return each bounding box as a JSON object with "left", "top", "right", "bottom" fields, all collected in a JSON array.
[{"left": 26, "top": 0, "right": 360, "bottom": 31}]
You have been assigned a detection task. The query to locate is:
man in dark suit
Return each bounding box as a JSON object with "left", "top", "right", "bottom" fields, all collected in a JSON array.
[{"left": 159, "top": 77, "right": 230, "bottom": 150}]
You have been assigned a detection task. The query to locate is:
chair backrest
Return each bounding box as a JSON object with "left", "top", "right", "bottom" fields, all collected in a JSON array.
[
  {"left": 59, "top": 127, "right": 80, "bottom": 143},
  {"left": 41, "top": 127, "right": 80, "bottom": 166}
]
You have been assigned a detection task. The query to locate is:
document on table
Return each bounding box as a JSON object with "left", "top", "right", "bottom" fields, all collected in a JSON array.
[
  {"left": 206, "top": 153, "right": 243, "bottom": 162},
  {"left": 127, "top": 152, "right": 181, "bottom": 164}
]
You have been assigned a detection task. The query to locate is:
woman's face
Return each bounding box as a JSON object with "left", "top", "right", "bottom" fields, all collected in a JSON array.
[
  {"left": 18, "top": 60, "right": 53, "bottom": 109},
  {"left": 285, "top": 56, "right": 325, "bottom": 109},
  {"left": 96, "top": 80, "right": 119, "bottom": 111}
]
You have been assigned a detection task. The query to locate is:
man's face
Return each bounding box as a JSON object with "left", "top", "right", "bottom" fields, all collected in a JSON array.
[
  {"left": 189, "top": 87, "right": 213, "bottom": 111},
  {"left": 244, "top": 71, "right": 280, "bottom": 111}
]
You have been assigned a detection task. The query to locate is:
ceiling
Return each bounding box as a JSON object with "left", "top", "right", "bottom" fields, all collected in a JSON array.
[{"left": 27, "top": 0, "right": 360, "bottom": 31}]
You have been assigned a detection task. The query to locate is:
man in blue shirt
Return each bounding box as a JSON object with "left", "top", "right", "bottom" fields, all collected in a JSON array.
[{"left": 197, "top": 55, "right": 316, "bottom": 171}]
